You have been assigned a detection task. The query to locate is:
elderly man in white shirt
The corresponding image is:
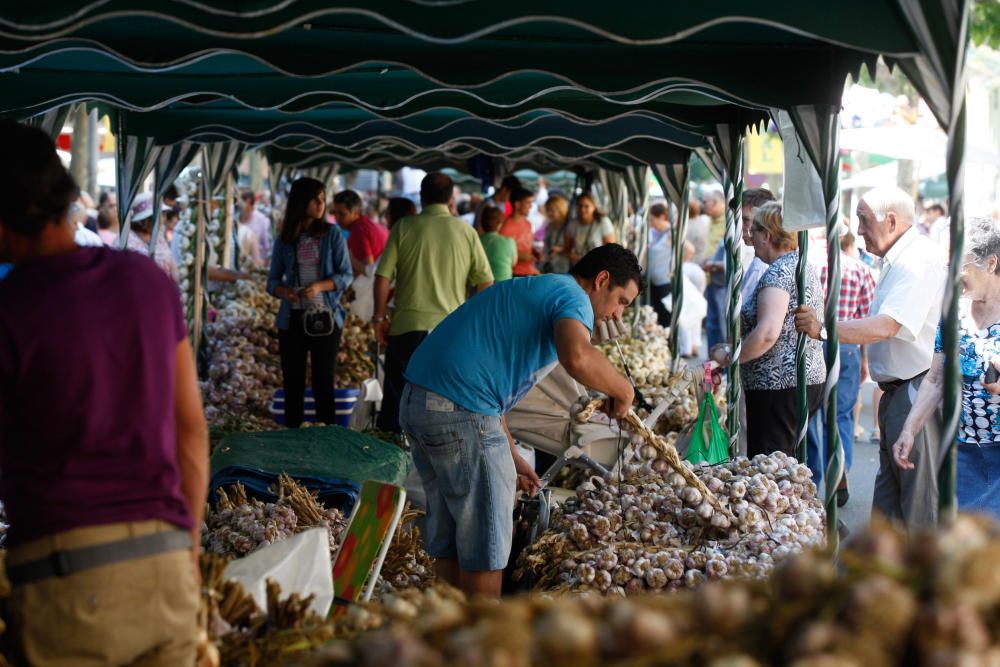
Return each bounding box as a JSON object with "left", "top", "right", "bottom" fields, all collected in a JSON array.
[{"left": 795, "top": 186, "right": 947, "bottom": 528}]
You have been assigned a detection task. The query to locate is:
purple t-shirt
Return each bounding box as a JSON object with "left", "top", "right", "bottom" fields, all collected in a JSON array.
[{"left": 0, "top": 247, "right": 193, "bottom": 547}]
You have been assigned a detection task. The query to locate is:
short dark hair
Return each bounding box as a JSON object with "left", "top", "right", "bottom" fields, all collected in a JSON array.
[
  {"left": 420, "top": 172, "right": 454, "bottom": 206},
  {"left": 333, "top": 189, "right": 363, "bottom": 211},
  {"left": 163, "top": 184, "right": 179, "bottom": 202},
  {"left": 480, "top": 206, "right": 504, "bottom": 232},
  {"left": 386, "top": 197, "right": 416, "bottom": 228},
  {"left": 0, "top": 120, "right": 79, "bottom": 236},
  {"left": 499, "top": 175, "right": 521, "bottom": 192},
  {"left": 570, "top": 243, "right": 646, "bottom": 292},
  {"left": 509, "top": 186, "right": 534, "bottom": 205},
  {"left": 98, "top": 190, "right": 115, "bottom": 208},
  {"left": 649, "top": 202, "right": 669, "bottom": 219},
  {"left": 741, "top": 188, "right": 776, "bottom": 211},
  {"left": 239, "top": 189, "right": 255, "bottom": 205},
  {"left": 927, "top": 203, "right": 946, "bottom": 215}
]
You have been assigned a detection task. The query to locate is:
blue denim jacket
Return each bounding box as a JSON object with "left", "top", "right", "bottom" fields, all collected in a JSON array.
[{"left": 267, "top": 226, "right": 353, "bottom": 331}]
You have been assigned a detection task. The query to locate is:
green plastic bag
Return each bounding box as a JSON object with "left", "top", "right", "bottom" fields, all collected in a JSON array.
[{"left": 684, "top": 391, "right": 730, "bottom": 465}]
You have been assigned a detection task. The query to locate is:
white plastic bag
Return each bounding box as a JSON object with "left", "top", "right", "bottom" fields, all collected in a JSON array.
[
  {"left": 775, "top": 109, "right": 826, "bottom": 231},
  {"left": 223, "top": 527, "right": 333, "bottom": 617},
  {"left": 346, "top": 266, "right": 375, "bottom": 322}
]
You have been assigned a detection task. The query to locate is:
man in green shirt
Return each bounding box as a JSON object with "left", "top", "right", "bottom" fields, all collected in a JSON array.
[
  {"left": 478, "top": 206, "right": 517, "bottom": 282},
  {"left": 374, "top": 172, "right": 494, "bottom": 432}
]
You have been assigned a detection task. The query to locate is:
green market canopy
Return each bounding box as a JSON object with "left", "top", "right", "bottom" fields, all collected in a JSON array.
[{"left": 0, "top": 1, "right": 970, "bottom": 530}]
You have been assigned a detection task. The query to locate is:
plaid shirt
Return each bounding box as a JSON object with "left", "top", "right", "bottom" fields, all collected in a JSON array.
[{"left": 819, "top": 252, "right": 876, "bottom": 321}]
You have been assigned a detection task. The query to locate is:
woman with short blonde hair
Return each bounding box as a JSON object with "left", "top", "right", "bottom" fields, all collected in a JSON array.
[{"left": 740, "top": 201, "right": 825, "bottom": 457}]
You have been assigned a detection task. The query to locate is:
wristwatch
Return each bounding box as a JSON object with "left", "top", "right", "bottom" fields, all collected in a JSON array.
[
  {"left": 818, "top": 326, "right": 828, "bottom": 342},
  {"left": 372, "top": 314, "right": 390, "bottom": 324}
]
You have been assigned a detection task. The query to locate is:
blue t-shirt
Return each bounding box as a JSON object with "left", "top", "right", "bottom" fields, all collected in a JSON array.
[{"left": 405, "top": 274, "right": 594, "bottom": 416}]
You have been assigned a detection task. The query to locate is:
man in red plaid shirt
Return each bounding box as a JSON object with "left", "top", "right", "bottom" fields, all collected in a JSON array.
[{"left": 807, "top": 226, "right": 876, "bottom": 505}]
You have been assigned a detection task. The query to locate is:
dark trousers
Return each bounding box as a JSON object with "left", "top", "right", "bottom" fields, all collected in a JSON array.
[
  {"left": 377, "top": 330, "right": 429, "bottom": 433},
  {"left": 278, "top": 311, "right": 342, "bottom": 428},
  {"left": 650, "top": 282, "right": 672, "bottom": 328},
  {"left": 745, "top": 384, "right": 824, "bottom": 459}
]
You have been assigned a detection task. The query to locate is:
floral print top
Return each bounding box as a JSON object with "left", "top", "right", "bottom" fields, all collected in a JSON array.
[{"left": 935, "top": 300, "right": 1000, "bottom": 445}]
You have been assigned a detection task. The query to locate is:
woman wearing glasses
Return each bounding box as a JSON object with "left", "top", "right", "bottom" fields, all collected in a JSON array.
[
  {"left": 894, "top": 217, "right": 1000, "bottom": 518},
  {"left": 740, "top": 202, "right": 826, "bottom": 457}
]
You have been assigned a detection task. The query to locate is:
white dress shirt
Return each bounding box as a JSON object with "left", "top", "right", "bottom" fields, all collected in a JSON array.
[
  {"left": 741, "top": 255, "right": 768, "bottom": 304},
  {"left": 867, "top": 226, "right": 947, "bottom": 383}
]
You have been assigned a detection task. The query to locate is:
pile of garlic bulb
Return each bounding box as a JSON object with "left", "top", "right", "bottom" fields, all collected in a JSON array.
[
  {"left": 200, "top": 276, "right": 281, "bottom": 431},
  {"left": 632, "top": 304, "right": 667, "bottom": 341},
  {"left": 296, "top": 515, "right": 1000, "bottom": 667},
  {"left": 173, "top": 213, "right": 199, "bottom": 329},
  {"left": 514, "top": 451, "right": 825, "bottom": 594},
  {"left": 202, "top": 479, "right": 348, "bottom": 560},
  {"left": 335, "top": 315, "right": 376, "bottom": 389},
  {"left": 596, "top": 312, "right": 703, "bottom": 433}
]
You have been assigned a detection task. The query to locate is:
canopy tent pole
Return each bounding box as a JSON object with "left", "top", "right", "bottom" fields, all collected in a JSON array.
[
  {"left": 938, "top": 98, "right": 965, "bottom": 521},
  {"left": 192, "top": 163, "right": 209, "bottom": 359},
  {"left": 114, "top": 112, "right": 129, "bottom": 248},
  {"left": 622, "top": 166, "right": 650, "bottom": 333},
  {"left": 222, "top": 172, "right": 235, "bottom": 269},
  {"left": 25, "top": 104, "right": 74, "bottom": 141},
  {"left": 725, "top": 140, "right": 746, "bottom": 457},
  {"left": 112, "top": 113, "right": 162, "bottom": 251},
  {"left": 148, "top": 142, "right": 201, "bottom": 264},
  {"left": 652, "top": 161, "right": 692, "bottom": 367},
  {"left": 794, "top": 231, "right": 810, "bottom": 464},
  {"left": 696, "top": 129, "right": 745, "bottom": 456},
  {"left": 149, "top": 166, "right": 163, "bottom": 261},
  {"left": 697, "top": 127, "right": 747, "bottom": 457},
  {"left": 788, "top": 104, "right": 845, "bottom": 548}
]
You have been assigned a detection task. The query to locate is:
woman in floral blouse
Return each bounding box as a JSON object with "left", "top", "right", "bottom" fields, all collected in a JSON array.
[{"left": 894, "top": 217, "right": 1000, "bottom": 518}]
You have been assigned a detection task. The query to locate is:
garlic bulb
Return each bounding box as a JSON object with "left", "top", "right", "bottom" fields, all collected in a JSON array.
[
  {"left": 200, "top": 274, "right": 282, "bottom": 431},
  {"left": 514, "top": 451, "right": 826, "bottom": 595}
]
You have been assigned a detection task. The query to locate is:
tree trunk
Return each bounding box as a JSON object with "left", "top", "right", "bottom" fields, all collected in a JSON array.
[
  {"left": 897, "top": 159, "right": 919, "bottom": 201},
  {"left": 69, "top": 106, "right": 89, "bottom": 191}
]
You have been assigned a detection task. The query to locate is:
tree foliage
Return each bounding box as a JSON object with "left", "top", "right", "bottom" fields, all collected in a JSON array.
[{"left": 972, "top": 0, "right": 1000, "bottom": 48}]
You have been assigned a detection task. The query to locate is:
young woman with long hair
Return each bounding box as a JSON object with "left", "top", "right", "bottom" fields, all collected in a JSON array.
[{"left": 267, "top": 177, "right": 353, "bottom": 427}]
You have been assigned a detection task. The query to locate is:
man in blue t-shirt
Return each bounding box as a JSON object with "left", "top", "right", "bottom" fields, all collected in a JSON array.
[{"left": 401, "top": 244, "right": 644, "bottom": 597}]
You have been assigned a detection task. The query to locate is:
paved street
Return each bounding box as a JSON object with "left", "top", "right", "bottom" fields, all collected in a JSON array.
[{"left": 839, "top": 379, "right": 881, "bottom": 535}]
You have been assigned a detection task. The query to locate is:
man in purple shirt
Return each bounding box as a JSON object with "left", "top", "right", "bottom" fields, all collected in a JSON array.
[{"left": 0, "top": 121, "right": 209, "bottom": 665}]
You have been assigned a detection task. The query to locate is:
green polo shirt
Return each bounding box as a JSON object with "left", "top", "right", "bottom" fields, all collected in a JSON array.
[
  {"left": 479, "top": 231, "right": 517, "bottom": 282},
  {"left": 376, "top": 204, "right": 493, "bottom": 335}
]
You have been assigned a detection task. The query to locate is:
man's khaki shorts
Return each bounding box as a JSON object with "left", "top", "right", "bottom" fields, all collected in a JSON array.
[{"left": 4, "top": 519, "right": 199, "bottom": 667}]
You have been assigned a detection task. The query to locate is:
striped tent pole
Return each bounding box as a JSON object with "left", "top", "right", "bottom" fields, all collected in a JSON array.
[
  {"left": 148, "top": 142, "right": 200, "bottom": 261},
  {"left": 939, "top": 98, "right": 966, "bottom": 521},
  {"left": 794, "top": 231, "right": 809, "bottom": 464},
  {"left": 724, "top": 138, "right": 746, "bottom": 457},
  {"left": 696, "top": 130, "right": 745, "bottom": 456},
  {"left": 698, "top": 127, "right": 746, "bottom": 455},
  {"left": 651, "top": 160, "right": 692, "bottom": 366},
  {"left": 112, "top": 113, "right": 159, "bottom": 250},
  {"left": 25, "top": 104, "right": 74, "bottom": 141},
  {"left": 789, "top": 105, "right": 844, "bottom": 546}
]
